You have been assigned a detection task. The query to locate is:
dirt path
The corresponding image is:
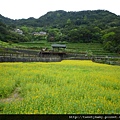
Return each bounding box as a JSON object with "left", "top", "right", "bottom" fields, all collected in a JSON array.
[{"left": 0, "top": 87, "right": 23, "bottom": 103}]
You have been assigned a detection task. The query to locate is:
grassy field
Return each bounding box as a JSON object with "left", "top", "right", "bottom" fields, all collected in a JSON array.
[
  {"left": 16, "top": 41, "right": 120, "bottom": 56},
  {"left": 0, "top": 60, "right": 120, "bottom": 114},
  {"left": 1, "top": 40, "right": 120, "bottom": 57}
]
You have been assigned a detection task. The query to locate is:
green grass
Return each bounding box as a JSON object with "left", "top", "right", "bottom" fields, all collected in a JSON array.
[
  {"left": 0, "top": 40, "right": 119, "bottom": 56},
  {"left": 0, "top": 60, "right": 120, "bottom": 114},
  {"left": 18, "top": 40, "right": 51, "bottom": 49},
  {"left": 18, "top": 41, "right": 120, "bottom": 56}
]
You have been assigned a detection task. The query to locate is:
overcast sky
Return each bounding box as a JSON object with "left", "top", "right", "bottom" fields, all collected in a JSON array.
[{"left": 0, "top": 0, "right": 120, "bottom": 19}]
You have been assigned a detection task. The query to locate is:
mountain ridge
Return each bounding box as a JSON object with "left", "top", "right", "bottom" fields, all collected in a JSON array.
[{"left": 0, "top": 10, "right": 120, "bottom": 27}]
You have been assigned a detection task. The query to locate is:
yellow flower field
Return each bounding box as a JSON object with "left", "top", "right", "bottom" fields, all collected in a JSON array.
[{"left": 0, "top": 60, "right": 120, "bottom": 114}]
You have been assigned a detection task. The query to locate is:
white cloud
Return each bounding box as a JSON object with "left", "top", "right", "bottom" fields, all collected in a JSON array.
[{"left": 0, "top": 0, "right": 120, "bottom": 19}]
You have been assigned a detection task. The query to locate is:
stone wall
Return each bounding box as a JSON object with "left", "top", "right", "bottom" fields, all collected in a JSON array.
[{"left": 0, "top": 56, "right": 62, "bottom": 62}]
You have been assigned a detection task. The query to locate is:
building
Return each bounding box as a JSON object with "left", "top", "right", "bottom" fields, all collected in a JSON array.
[
  {"left": 38, "top": 44, "right": 66, "bottom": 58},
  {"left": 33, "top": 31, "right": 47, "bottom": 36},
  {"left": 51, "top": 44, "right": 66, "bottom": 51},
  {"left": 15, "top": 29, "right": 23, "bottom": 35}
]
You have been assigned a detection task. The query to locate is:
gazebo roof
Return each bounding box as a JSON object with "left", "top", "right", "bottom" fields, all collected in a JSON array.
[{"left": 51, "top": 44, "right": 66, "bottom": 48}]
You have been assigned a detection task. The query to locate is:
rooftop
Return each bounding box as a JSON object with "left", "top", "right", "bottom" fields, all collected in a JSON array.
[{"left": 51, "top": 44, "right": 66, "bottom": 48}]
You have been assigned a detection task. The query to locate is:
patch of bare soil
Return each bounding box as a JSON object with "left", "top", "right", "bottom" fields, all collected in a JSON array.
[{"left": 0, "top": 87, "right": 23, "bottom": 103}]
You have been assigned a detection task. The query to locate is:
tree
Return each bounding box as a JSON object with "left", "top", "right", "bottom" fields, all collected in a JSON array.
[
  {"left": 78, "top": 27, "right": 93, "bottom": 43},
  {"left": 68, "top": 29, "right": 80, "bottom": 42},
  {"left": 102, "top": 32, "right": 115, "bottom": 43},
  {"left": 102, "top": 27, "right": 120, "bottom": 53},
  {"left": 47, "top": 28, "right": 62, "bottom": 42}
]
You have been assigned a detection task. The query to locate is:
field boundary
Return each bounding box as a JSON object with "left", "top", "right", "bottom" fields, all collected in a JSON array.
[{"left": 0, "top": 47, "right": 120, "bottom": 65}]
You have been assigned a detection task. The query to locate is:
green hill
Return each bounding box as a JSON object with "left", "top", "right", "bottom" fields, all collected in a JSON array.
[
  {"left": 1, "top": 10, "right": 120, "bottom": 28},
  {"left": 0, "top": 10, "right": 120, "bottom": 53}
]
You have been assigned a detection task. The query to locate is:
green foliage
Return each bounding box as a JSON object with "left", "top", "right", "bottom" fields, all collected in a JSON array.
[
  {"left": 0, "top": 21, "right": 29, "bottom": 43},
  {"left": 47, "top": 28, "right": 62, "bottom": 42},
  {"left": 102, "top": 27, "right": 120, "bottom": 53},
  {"left": 0, "top": 10, "right": 120, "bottom": 53},
  {"left": 102, "top": 32, "right": 115, "bottom": 42}
]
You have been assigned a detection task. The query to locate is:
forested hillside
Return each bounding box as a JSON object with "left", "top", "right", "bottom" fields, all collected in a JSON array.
[
  {"left": 0, "top": 10, "right": 120, "bottom": 53},
  {"left": 0, "top": 21, "right": 29, "bottom": 43}
]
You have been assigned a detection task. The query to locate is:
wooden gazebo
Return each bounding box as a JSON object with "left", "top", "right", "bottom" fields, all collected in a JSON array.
[{"left": 38, "top": 44, "right": 66, "bottom": 58}]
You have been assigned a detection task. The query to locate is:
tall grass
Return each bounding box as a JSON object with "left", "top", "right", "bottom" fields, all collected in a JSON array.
[{"left": 0, "top": 60, "right": 120, "bottom": 114}]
